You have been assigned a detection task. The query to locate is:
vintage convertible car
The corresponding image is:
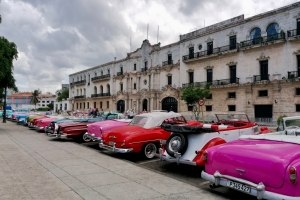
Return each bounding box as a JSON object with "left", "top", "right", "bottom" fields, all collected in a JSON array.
[
  {"left": 201, "top": 116, "right": 300, "bottom": 200},
  {"left": 35, "top": 117, "right": 63, "bottom": 132},
  {"left": 99, "top": 112, "right": 201, "bottom": 158},
  {"left": 84, "top": 118, "right": 132, "bottom": 142},
  {"left": 157, "top": 113, "right": 266, "bottom": 166},
  {"left": 50, "top": 118, "right": 104, "bottom": 141},
  {"left": 28, "top": 116, "right": 49, "bottom": 128}
]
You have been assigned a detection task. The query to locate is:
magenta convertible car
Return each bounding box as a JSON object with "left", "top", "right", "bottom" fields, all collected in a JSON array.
[
  {"left": 201, "top": 116, "right": 300, "bottom": 200},
  {"left": 83, "top": 118, "right": 132, "bottom": 142}
]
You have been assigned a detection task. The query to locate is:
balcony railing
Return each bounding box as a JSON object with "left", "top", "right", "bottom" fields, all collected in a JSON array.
[
  {"left": 116, "top": 72, "right": 123, "bottom": 76},
  {"left": 162, "top": 60, "right": 173, "bottom": 66},
  {"left": 240, "top": 33, "right": 285, "bottom": 48},
  {"left": 183, "top": 44, "right": 238, "bottom": 62},
  {"left": 141, "top": 67, "right": 148, "bottom": 72},
  {"left": 211, "top": 78, "right": 239, "bottom": 85},
  {"left": 182, "top": 81, "right": 212, "bottom": 89},
  {"left": 253, "top": 74, "right": 270, "bottom": 83},
  {"left": 70, "top": 80, "right": 86, "bottom": 86},
  {"left": 74, "top": 95, "right": 86, "bottom": 99},
  {"left": 287, "top": 71, "right": 299, "bottom": 79},
  {"left": 91, "top": 93, "right": 111, "bottom": 98},
  {"left": 287, "top": 29, "right": 300, "bottom": 38},
  {"left": 91, "top": 74, "right": 110, "bottom": 81}
]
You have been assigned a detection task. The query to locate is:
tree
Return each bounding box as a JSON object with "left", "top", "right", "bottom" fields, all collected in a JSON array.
[
  {"left": 57, "top": 89, "right": 69, "bottom": 102},
  {"left": 0, "top": 36, "right": 19, "bottom": 123},
  {"left": 181, "top": 84, "right": 211, "bottom": 121},
  {"left": 47, "top": 102, "right": 54, "bottom": 110},
  {"left": 31, "top": 90, "right": 41, "bottom": 110}
]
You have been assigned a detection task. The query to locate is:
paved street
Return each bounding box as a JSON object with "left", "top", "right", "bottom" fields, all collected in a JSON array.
[{"left": 0, "top": 121, "right": 256, "bottom": 200}]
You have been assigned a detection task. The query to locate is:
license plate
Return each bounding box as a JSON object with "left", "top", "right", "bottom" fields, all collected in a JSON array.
[
  {"left": 108, "top": 141, "right": 115, "bottom": 146},
  {"left": 227, "top": 180, "right": 251, "bottom": 193}
]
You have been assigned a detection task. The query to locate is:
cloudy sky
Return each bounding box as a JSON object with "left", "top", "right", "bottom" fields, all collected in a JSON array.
[{"left": 0, "top": 0, "right": 298, "bottom": 94}]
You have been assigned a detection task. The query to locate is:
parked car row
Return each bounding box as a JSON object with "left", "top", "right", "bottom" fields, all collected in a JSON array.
[{"left": 8, "top": 110, "right": 300, "bottom": 199}]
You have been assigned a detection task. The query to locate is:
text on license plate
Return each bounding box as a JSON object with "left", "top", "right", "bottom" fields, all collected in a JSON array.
[
  {"left": 108, "top": 141, "right": 115, "bottom": 146},
  {"left": 227, "top": 180, "right": 251, "bottom": 193}
]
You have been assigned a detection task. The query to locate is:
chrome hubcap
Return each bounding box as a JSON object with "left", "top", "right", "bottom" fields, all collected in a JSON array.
[
  {"left": 145, "top": 143, "right": 156, "bottom": 158},
  {"left": 169, "top": 136, "right": 181, "bottom": 152}
]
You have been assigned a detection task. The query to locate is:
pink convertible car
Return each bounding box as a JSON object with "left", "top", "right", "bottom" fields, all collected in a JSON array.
[
  {"left": 201, "top": 116, "right": 300, "bottom": 200},
  {"left": 83, "top": 118, "right": 132, "bottom": 142}
]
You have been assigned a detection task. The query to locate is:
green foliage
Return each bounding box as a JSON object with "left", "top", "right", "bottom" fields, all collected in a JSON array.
[
  {"left": 30, "top": 90, "right": 41, "bottom": 109},
  {"left": 47, "top": 102, "right": 54, "bottom": 110},
  {"left": 181, "top": 84, "right": 211, "bottom": 119},
  {"left": 36, "top": 107, "right": 49, "bottom": 111},
  {"left": 57, "top": 89, "right": 69, "bottom": 102},
  {"left": 277, "top": 115, "right": 287, "bottom": 126},
  {"left": 0, "top": 36, "right": 18, "bottom": 91}
]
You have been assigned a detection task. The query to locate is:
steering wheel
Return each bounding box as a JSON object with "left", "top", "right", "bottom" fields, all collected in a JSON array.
[{"left": 283, "top": 126, "right": 300, "bottom": 135}]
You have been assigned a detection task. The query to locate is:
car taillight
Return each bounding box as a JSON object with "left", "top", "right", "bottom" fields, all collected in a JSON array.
[
  {"left": 203, "top": 151, "right": 208, "bottom": 163},
  {"left": 289, "top": 166, "right": 297, "bottom": 184}
]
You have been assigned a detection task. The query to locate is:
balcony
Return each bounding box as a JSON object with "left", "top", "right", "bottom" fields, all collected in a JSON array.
[
  {"left": 287, "top": 29, "right": 300, "bottom": 41},
  {"left": 253, "top": 74, "right": 270, "bottom": 83},
  {"left": 74, "top": 95, "right": 86, "bottom": 99},
  {"left": 211, "top": 78, "right": 239, "bottom": 86},
  {"left": 70, "top": 80, "right": 86, "bottom": 86},
  {"left": 182, "top": 44, "right": 238, "bottom": 63},
  {"left": 116, "top": 72, "right": 123, "bottom": 76},
  {"left": 141, "top": 67, "right": 148, "bottom": 72},
  {"left": 91, "top": 93, "right": 111, "bottom": 98},
  {"left": 240, "top": 33, "right": 285, "bottom": 49},
  {"left": 182, "top": 81, "right": 211, "bottom": 89},
  {"left": 91, "top": 74, "right": 110, "bottom": 82},
  {"left": 287, "top": 71, "right": 299, "bottom": 80},
  {"left": 162, "top": 60, "right": 173, "bottom": 66}
]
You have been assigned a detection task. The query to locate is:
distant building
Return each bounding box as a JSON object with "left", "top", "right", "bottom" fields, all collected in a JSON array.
[
  {"left": 53, "top": 84, "right": 71, "bottom": 112},
  {"left": 6, "top": 92, "right": 33, "bottom": 109}
]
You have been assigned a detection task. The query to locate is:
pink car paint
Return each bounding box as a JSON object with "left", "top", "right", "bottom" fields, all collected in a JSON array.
[
  {"left": 84, "top": 119, "right": 132, "bottom": 141},
  {"left": 202, "top": 136, "right": 300, "bottom": 199}
]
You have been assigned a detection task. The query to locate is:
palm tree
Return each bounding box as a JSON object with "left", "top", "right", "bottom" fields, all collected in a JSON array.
[{"left": 31, "top": 90, "right": 40, "bottom": 110}]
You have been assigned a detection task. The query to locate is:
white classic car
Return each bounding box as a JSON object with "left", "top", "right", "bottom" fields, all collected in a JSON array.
[{"left": 156, "top": 113, "right": 271, "bottom": 166}]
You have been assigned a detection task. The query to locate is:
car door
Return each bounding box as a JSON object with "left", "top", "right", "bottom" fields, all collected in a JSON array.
[{"left": 222, "top": 129, "right": 240, "bottom": 142}]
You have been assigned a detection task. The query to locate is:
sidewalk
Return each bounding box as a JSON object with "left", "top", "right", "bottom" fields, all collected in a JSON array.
[{"left": 0, "top": 121, "right": 226, "bottom": 200}]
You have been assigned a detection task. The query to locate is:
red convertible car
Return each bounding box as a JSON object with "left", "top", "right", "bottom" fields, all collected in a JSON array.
[
  {"left": 99, "top": 112, "right": 201, "bottom": 158},
  {"left": 49, "top": 118, "right": 104, "bottom": 141}
]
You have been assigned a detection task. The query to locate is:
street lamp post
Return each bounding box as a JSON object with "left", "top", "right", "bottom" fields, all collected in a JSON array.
[{"left": 2, "top": 87, "right": 7, "bottom": 123}]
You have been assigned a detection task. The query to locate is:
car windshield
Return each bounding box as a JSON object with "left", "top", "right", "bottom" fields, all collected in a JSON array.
[
  {"left": 285, "top": 119, "right": 300, "bottom": 127},
  {"left": 216, "top": 114, "right": 250, "bottom": 122},
  {"left": 129, "top": 116, "right": 149, "bottom": 127}
]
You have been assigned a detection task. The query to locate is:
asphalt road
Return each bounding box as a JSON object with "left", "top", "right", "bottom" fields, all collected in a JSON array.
[{"left": 80, "top": 141, "right": 257, "bottom": 200}]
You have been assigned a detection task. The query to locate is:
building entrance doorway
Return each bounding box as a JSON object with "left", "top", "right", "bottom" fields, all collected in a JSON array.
[
  {"left": 117, "top": 100, "right": 125, "bottom": 113},
  {"left": 162, "top": 97, "right": 178, "bottom": 112}
]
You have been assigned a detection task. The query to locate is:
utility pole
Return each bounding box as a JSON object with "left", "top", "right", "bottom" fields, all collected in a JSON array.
[{"left": 2, "top": 86, "right": 6, "bottom": 123}]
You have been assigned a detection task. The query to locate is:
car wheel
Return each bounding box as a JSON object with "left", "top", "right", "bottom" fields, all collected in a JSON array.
[
  {"left": 82, "top": 134, "right": 91, "bottom": 142},
  {"left": 166, "top": 133, "right": 188, "bottom": 157},
  {"left": 143, "top": 143, "right": 157, "bottom": 159}
]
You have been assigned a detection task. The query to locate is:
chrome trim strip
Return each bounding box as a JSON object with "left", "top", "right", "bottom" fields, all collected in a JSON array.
[
  {"left": 155, "top": 153, "right": 196, "bottom": 166},
  {"left": 99, "top": 142, "right": 133, "bottom": 153}
]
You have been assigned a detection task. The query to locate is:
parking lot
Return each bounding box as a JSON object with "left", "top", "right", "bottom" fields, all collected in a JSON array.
[{"left": 0, "top": 121, "right": 257, "bottom": 200}]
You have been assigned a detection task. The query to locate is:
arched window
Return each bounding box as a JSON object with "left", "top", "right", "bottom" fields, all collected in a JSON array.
[
  {"left": 107, "top": 84, "right": 110, "bottom": 95},
  {"left": 100, "top": 85, "right": 103, "bottom": 94},
  {"left": 250, "top": 27, "right": 261, "bottom": 39},
  {"left": 101, "top": 71, "right": 103, "bottom": 76},
  {"left": 94, "top": 86, "right": 97, "bottom": 94},
  {"left": 266, "top": 23, "right": 279, "bottom": 41},
  {"left": 95, "top": 72, "right": 97, "bottom": 77},
  {"left": 267, "top": 23, "right": 279, "bottom": 36}
]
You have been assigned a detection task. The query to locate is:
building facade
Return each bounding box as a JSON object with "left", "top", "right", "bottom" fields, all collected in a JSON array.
[{"left": 69, "top": 2, "right": 300, "bottom": 120}]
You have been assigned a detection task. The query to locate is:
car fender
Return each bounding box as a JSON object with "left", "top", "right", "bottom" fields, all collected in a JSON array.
[{"left": 192, "top": 137, "right": 226, "bottom": 166}]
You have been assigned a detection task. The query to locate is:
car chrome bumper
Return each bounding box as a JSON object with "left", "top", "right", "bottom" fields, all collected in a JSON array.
[
  {"left": 201, "top": 170, "right": 300, "bottom": 200},
  {"left": 99, "top": 142, "right": 133, "bottom": 153},
  {"left": 155, "top": 148, "right": 196, "bottom": 166},
  {"left": 47, "top": 133, "right": 68, "bottom": 139},
  {"left": 84, "top": 132, "right": 100, "bottom": 141}
]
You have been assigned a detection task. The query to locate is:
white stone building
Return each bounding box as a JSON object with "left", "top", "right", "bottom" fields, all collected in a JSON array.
[{"left": 69, "top": 2, "right": 300, "bottom": 121}]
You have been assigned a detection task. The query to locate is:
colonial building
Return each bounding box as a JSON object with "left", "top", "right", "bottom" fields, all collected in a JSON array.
[{"left": 69, "top": 2, "right": 300, "bottom": 120}]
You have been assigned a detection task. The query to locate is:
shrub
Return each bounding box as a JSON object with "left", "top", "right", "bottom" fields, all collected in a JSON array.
[{"left": 277, "top": 115, "right": 287, "bottom": 126}]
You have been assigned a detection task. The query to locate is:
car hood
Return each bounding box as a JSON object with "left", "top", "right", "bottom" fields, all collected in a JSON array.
[
  {"left": 87, "top": 120, "right": 129, "bottom": 137},
  {"left": 102, "top": 125, "right": 144, "bottom": 142},
  {"left": 208, "top": 139, "right": 300, "bottom": 188}
]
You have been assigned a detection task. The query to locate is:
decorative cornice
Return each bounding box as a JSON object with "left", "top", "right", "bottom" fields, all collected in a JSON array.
[
  {"left": 204, "top": 65, "right": 214, "bottom": 69},
  {"left": 166, "top": 50, "right": 172, "bottom": 54},
  {"left": 293, "top": 49, "right": 300, "bottom": 55},
  {"left": 162, "top": 65, "right": 173, "bottom": 72},
  {"left": 187, "top": 42, "right": 194, "bottom": 48},
  {"left": 293, "top": 12, "right": 300, "bottom": 18},
  {"left": 226, "top": 61, "right": 238, "bottom": 66},
  {"left": 205, "top": 37, "right": 214, "bottom": 43},
  {"left": 186, "top": 69, "right": 194, "bottom": 72},
  {"left": 256, "top": 53, "right": 270, "bottom": 61},
  {"left": 166, "top": 73, "right": 172, "bottom": 76},
  {"left": 227, "top": 30, "right": 237, "bottom": 37}
]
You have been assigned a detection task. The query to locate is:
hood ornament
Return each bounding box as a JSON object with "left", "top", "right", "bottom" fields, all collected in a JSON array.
[
  {"left": 236, "top": 168, "right": 245, "bottom": 175},
  {"left": 109, "top": 135, "right": 117, "bottom": 139}
]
